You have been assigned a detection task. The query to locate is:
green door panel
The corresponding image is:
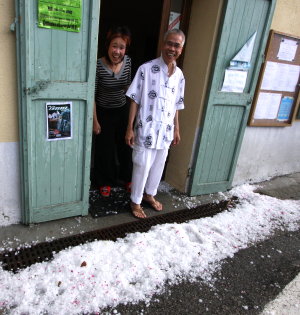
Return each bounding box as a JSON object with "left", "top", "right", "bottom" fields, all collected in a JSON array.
[
  {"left": 189, "top": 0, "right": 276, "bottom": 196},
  {"left": 192, "top": 104, "right": 246, "bottom": 194},
  {"left": 31, "top": 99, "right": 86, "bottom": 208},
  {"left": 15, "top": 0, "right": 100, "bottom": 223}
]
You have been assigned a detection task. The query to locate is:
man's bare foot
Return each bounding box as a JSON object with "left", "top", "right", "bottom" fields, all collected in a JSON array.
[
  {"left": 142, "top": 193, "right": 163, "bottom": 211},
  {"left": 131, "top": 202, "right": 147, "bottom": 219}
]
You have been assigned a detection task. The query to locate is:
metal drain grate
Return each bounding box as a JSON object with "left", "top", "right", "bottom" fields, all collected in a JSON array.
[{"left": 0, "top": 197, "right": 237, "bottom": 273}]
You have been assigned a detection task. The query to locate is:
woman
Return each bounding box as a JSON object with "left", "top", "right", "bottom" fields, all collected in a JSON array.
[{"left": 93, "top": 26, "right": 132, "bottom": 197}]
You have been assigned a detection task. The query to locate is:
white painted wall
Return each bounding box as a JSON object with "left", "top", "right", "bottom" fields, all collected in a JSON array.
[
  {"left": 0, "top": 142, "right": 21, "bottom": 225},
  {"left": 233, "top": 122, "right": 300, "bottom": 185}
]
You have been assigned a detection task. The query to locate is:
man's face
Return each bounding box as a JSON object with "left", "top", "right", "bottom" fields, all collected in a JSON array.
[{"left": 162, "top": 33, "right": 184, "bottom": 65}]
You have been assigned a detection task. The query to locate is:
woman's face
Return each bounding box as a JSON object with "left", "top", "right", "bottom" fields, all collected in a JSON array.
[{"left": 108, "top": 37, "right": 126, "bottom": 64}]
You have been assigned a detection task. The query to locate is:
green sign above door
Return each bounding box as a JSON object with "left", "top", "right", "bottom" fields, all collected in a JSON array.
[{"left": 38, "top": 0, "right": 82, "bottom": 32}]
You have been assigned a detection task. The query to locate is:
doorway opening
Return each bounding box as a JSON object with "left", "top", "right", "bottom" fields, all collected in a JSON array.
[
  {"left": 97, "top": 0, "right": 163, "bottom": 75},
  {"left": 90, "top": 0, "right": 191, "bottom": 217}
]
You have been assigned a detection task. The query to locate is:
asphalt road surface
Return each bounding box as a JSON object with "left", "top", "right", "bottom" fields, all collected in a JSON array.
[{"left": 104, "top": 228, "right": 300, "bottom": 315}]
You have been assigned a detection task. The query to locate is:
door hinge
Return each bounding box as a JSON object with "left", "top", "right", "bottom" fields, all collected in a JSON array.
[
  {"left": 187, "top": 167, "right": 192, "bottom": 177},
  {"left": 10, "top": 17, "right": 18, "bottom": 32}
]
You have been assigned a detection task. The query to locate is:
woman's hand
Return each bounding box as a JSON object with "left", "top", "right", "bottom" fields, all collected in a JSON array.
[
  {"left": 93, "top": 102, "right": 101, "bottom": 135},
  {"left": 93, "top": 120, "right": 101, "bottom": 135}
]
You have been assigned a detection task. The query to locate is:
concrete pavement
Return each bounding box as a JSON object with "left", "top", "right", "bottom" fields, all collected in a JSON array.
[
  {"left": 1, "top": 172, "right": 299, "bottom": 251},
  {"left": 253, "top": 172, "right": 300, "bottom": 315},
  {"left": 261, "top": 272, "right": 300, "bottom": 315}
]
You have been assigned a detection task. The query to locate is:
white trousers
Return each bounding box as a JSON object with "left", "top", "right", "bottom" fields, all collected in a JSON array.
[{"left": 130, "top": 146, "right": 169, "bottom": 204}]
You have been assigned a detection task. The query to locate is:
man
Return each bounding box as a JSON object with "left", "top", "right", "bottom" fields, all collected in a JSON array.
[{"left": 125, "top": 29, "right": 185, "bottom": 218}]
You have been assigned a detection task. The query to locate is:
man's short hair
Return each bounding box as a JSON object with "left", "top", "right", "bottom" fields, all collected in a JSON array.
[{"left": 164, "top": 29, "right": 185, "bottom": 46}]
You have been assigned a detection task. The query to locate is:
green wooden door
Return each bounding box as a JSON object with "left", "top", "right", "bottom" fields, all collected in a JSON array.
[
  {"left": 15, "top": 0, "right": 100, "bottom": 223},
  {"left": 189, "top": 0, "right": 276, "bottom": 196}
]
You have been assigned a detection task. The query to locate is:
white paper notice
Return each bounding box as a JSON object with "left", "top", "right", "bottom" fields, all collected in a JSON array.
[
  {"left": 232, "top": 32, "right": 257, "bottom": 63},
  {"left": 221, "top": 69, "right": 248, "bottom": 93},
  {"left": 277, "top": 39, "right": 298, "bottom": 61},
  {"left": 254, "top": 92, "right": 282, "bottom": 119},
  {"left": 168, "top": 12, "right": 181, "bottom": 30},
  {"left": 261, "top": 61, "right": 300, "bottom": 92}
]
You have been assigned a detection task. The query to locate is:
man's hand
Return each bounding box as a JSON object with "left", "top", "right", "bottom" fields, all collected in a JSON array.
[
  {"left": 125, "top": 128, "right": 135, "bottom": 146},
  {"left": 172, "top": 129, "right": 180, "bottom": 146},
  {"left": 125, "top": 100, "right": 138, "bottom": 146}
]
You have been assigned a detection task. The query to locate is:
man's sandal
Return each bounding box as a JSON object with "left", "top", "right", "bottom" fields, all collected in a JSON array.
[
  {"left": 131, "top": 202, "right": 147, "bottom": 219},
  {"left": 142, "top": 194, "right": 163, "bottom": 211}
]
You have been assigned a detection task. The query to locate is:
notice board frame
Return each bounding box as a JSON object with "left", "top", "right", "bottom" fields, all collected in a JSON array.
[
  {"left": 295, "top": 93, "right": 300, "bottom": 120},
  {"left": 248, "top": 30, "right": 300, "bottom": 126}
]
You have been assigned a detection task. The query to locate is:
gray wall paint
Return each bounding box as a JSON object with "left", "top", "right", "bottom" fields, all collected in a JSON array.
[
  {"left": 233, "top": 123, "right": 300, "bottom": 186},
  {"left": 0, "top": 142, "right": 21, "bottom": 225}
]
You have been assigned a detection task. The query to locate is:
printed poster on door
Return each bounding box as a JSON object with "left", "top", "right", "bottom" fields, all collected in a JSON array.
[
  {"left": 46, "top": 102, "right": 72, "bottom": 141},
  {"left": 38, "top": 0, "right": 82, "bottom": 32},
  {"left": 168, "top": 12, "right": 181, "bottom": 30}
]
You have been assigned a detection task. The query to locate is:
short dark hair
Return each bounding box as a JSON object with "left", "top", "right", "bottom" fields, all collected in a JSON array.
[
  {"left": 105, "top": 26, "right": 131, "bottom": 49},
  {"left": 164, "top": 29, "right": 185, "bottom": 46}
]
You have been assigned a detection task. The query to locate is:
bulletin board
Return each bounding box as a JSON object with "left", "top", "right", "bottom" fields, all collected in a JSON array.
[{"left": 248, "top": 30, "right": 300, "bottom": 126}]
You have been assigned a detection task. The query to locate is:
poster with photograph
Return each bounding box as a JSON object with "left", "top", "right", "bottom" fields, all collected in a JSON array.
[{"left": 46, "top": 102, "right": 72, "bottom": 141}]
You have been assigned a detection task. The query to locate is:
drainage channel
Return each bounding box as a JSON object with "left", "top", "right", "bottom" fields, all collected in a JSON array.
[{"left": 0, "top": 197, "right": 237, "bottom": 273}]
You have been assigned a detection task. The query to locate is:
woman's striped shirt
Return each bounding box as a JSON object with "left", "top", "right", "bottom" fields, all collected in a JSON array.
[{"left": 95, "top": 55, "right": 131, "bottom": 109}]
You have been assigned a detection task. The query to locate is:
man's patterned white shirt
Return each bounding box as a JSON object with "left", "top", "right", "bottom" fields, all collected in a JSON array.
[{"left": 126, "top": 56, "right": 185, "bottom": 149}]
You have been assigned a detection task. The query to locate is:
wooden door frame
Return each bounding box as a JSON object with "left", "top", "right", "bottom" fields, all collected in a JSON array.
[{"left": 157, "top": 0, "right": 192, "bottom": 65}]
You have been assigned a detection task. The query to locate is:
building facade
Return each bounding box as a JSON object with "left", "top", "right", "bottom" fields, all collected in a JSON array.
[{"left": 0, "top": 0, "right": 299, "bottom": 225}]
